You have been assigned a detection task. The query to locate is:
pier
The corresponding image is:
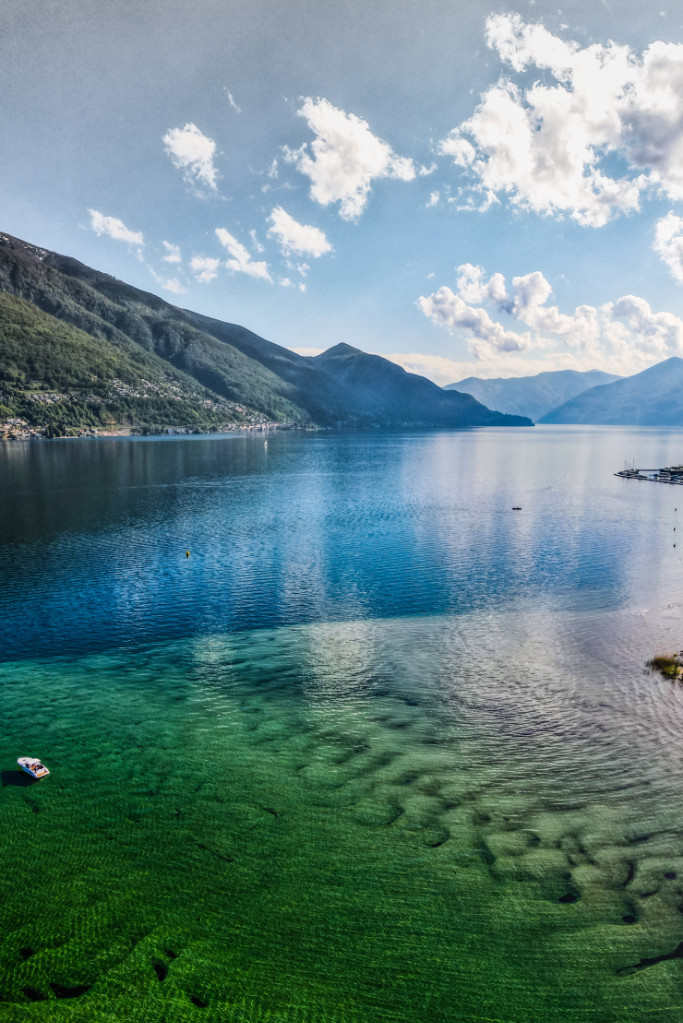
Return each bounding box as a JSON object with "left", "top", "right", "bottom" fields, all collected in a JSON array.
[{"left": 615, "top": 465, "right": 683, "bottom": 484}]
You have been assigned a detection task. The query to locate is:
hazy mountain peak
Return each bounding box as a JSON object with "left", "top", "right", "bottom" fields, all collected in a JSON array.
[
  {"left": 447, "top": 368, "right": 621, "bottom": 422},
  {"left": 540, "top": 357, "right": 683, "bottom": 424},
  {"left": 317, "top": 342, "right": 361, "bottom": 357}
]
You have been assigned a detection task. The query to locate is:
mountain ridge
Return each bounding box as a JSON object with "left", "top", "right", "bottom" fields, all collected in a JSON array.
[
  {"left": 446, "top": 369, "right": 621, "bottom": 422},
  {"left": 539, "top": 357, "right": 683, "bottom": 425},
  {"left": 0, "top": 231, "right": 532, "bottom": 437}
]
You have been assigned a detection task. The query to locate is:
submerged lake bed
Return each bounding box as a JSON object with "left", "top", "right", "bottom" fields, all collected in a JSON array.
[{"left": 2, "top": 426, "right": 683, "bottom": 1021}]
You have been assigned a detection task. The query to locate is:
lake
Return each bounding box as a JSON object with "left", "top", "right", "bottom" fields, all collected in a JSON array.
[{"left": 2, "top": 426, "right": 683, "bottom": 1022}]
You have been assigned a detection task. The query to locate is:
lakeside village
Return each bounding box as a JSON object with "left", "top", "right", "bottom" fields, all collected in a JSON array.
[
  {"left": 615, "top": 464, "right": 683, "bottom": 484},
  {"left": 1, "top": 416, "right": 287, "bottom": 441},
  {"left": 0, "top": 379, "right": 295, "bottom": 440}
]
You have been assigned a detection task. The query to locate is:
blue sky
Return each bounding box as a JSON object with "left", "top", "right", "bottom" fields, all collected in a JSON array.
[{"left": 3, "top": 0, "right": 683, "bottom": 383}]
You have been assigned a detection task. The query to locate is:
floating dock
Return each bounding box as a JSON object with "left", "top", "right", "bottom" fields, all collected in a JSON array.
[{"left": 615, "top": 465, "right": 683, "bottom": 484}]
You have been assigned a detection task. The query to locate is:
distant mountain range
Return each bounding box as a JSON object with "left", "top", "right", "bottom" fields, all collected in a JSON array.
[
  {"left": 539, "top": 357, "right": 683, "bottom": 425},
  {"left": 446, "top": 369, "right": 621, "bottom": 422},
  {"left": 0, "top": 232, "right": 531, "bottom": 437}
]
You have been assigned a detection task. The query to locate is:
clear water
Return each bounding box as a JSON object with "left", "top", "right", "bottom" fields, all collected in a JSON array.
[{"left": 2, "top": 426, "right": 683, "bottom": 1021}]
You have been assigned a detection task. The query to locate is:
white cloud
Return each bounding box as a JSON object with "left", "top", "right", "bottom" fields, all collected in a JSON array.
[
  {"left": 226, "top": 90, "right": 241, "bottom": 114},
  {"left": 419, "top": 287, "right": 531, "bottom": 360},
  {"left": 148, "top": 267, "right": 186, "bottom": 294},
  {"left": 419, "top": 263, "right": 683, "bottom": 375},
  {"left": 162, "top": 241, "right": 182, "bottom": 264},
  {"left": 88, "top": 209, "right": 144, "bottom": 246},
  {"left": 190, "top": 255, "right": 221, "bottom": 283},
  {"left": 249, "top": 229, "right": 265, "bottom": 254},
  {"left": 439, "top": 14, "right": 683, "bottom": 226},
  {"left": 286, "top": 97, "right": 415, "bottom": 220},
  {"left": 267, "top": 206, "right": 332, "bottom": 258},
  {"left": 157, "top": 277, "right": 186, "bottom": 295},
  {"left": 654, "top": 212, "right": 683, "bottom": 284},
  {"left": 215, "top": 228, "right": 272, "bottom": 281},
  {"left": 427, "top": 191, "right": 440, "bottom": 208},
  {"left": 455, "top": 263, "right": 510, "bottom": 307},
  {"left": 163, "top": 123, "right": 219, "bottom": 193}
]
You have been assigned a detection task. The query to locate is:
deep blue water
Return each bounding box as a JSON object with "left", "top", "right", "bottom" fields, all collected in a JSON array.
[{"left": 2, "top": 426, "right": 683, "bottom": 662}]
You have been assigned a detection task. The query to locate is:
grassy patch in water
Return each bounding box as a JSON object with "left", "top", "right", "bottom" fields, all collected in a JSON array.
[
  {"left": 647, "top": 653, "right": 683, "bottom": 679},
  {"left": 3, "top": 627, "right": 683, "bottom": 1022}
]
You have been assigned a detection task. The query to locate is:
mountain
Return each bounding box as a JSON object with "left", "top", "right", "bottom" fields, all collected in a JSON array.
[
  {"left": 446, "top": 369, "right": 621, "bottom": 423},
  {"left": 0, "top": 231, "right": 531, "bottom": 437},
  {"left": 539, "top": 357, "right": 683, "bottom": 425}
]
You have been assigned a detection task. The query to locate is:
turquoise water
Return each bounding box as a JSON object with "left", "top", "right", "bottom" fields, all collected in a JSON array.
[{"left": 2, "top": 427, "right": 683, "bottom": 1021}]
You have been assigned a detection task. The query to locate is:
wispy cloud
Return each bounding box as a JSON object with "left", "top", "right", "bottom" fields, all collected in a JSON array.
[
  {"left": 163, "top": 123, "right": 219, "bottom": 193},
  {"left": 161, "top": 241, "right": 182, "bottom": 264},
  {"left": 215, "top": 228, "right": 272, "bottom": 281},
  {"left": 386, "top": 352, "right": 596, "bottom": 384},
  {"left": 148, "top": 267, "right": 186, "bottom": 294},
  {"left": 286, "top": 97, "right": 415, "bottom": 220},
  {"left": 190, "top": 255, "right": 221, "bottom": 283},
  {"left": 226, "top": 90, "right": 241, "bottom": 114},
  {"left": 88, "top": 209, "right": 144, "bottom": 246},
  {"left": 267, "top": 206, "right": 332, "bottom": 258}
]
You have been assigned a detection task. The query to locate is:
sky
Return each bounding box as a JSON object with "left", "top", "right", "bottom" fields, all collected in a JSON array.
[{"left": 3, "top": 0, "right": 683, "bottom": 383}]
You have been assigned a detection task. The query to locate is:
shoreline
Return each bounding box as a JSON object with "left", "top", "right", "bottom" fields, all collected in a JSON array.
[{"left": 0, "top": 421, "right": 311, "bottom": 442}]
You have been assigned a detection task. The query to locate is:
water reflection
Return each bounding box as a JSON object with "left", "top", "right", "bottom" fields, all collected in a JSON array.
[{"left": 2, "top": 427, "right": 683, "bottom": 660}]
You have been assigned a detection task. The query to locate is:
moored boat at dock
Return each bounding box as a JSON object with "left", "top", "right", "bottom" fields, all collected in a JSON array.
[{"left": 615, "top": 464, "right": 683, "bottom": 484}]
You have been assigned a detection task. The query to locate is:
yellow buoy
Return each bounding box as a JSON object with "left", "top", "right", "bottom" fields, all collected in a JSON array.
[{"left": 186, "top": 550, "right": 190, "bottom": 558}]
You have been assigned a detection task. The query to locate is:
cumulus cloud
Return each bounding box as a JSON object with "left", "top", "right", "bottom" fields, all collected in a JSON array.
[
  {"left": 189, "top": 255, "right": 221, "bottom": 283},
  {"left": 267, "top": 206, "right": 332, "bottom": 258},
  {"left": 286, "top": 97, "right": 415, "bottom": 219},
  {"left": 419, "top": 287, "right": 530, "bottom": 360},
  {"left": 215, "top": 228, "right": 272, "bottom": 281},
  {"left": 162, "top": 241, "right": 181, "bottom": 264},
  {"left": 163, "top": 123, "right": 219, "bottom": 193},
  {"left": 439, "top": 13, "right": 683, "bottom": 226},
  {"left": 88, "top": 209, "right": 144, "bottom": 246},
  {"left": 419, "top": 263, "right": 683, "bottom": 375},
  {"left": 654, "top": 212, "right": 683, "bottom": 283}
]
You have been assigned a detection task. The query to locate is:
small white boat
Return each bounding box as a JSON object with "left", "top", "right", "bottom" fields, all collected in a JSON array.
[{"left": 17, "top": 757, "right": 50, "bottom": 780}]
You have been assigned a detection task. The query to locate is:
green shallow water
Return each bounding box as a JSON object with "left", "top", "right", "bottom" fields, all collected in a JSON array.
[
  {"left": 5, "top": 428, "right": 683, "bottom": 1021},
  {"left": 3, "top": 610, "right": 683, "bottom": 1022}
]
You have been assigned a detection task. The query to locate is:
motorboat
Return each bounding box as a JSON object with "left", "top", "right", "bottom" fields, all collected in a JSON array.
[{"left": 17, "top": 757, "right": 50, "bottom": 780}]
